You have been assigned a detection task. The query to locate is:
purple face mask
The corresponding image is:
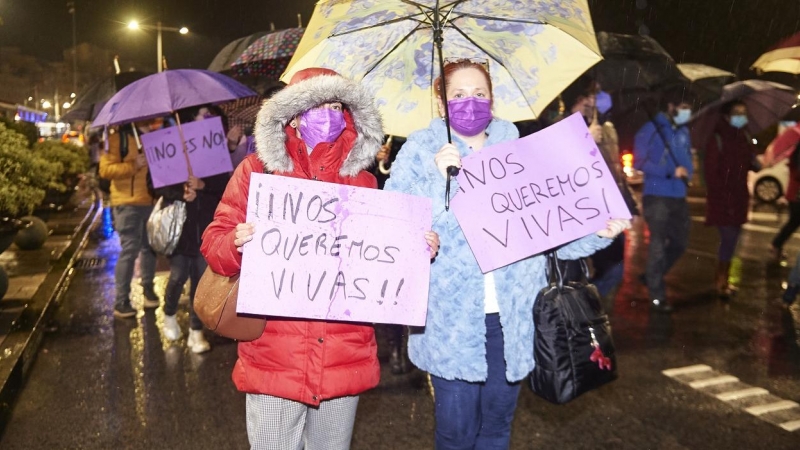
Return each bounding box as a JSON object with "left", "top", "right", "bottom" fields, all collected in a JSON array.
[
  {"left": 447, "top": 97, "right": 493, "bottom": 136},
  {"left": 299, "top": 107, "right": 346, "bottom": 150}
]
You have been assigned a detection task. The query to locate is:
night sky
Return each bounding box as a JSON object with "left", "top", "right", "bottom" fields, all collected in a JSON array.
[{"left": 1, "top": 0, "right": 798, "bottom": 78}]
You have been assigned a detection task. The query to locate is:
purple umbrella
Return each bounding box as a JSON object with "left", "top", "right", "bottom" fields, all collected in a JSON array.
[{"left": 92, "top": 69, "right": 257, "bottom": 127}]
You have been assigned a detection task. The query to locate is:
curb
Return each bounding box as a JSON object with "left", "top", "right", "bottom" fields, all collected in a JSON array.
[{"left": 0, "top": 197, "right": 102, "bottom": 433}]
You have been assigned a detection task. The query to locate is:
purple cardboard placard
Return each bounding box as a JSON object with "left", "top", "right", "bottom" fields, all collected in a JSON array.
[
  {"left": 238, "top": 173, "right": 433, "bottom": 326},
  {"left": 141, "top": 116, "right": 234, "bottom": 188},
  {"left": 450, "top": 113, "right": 632, "bottom": 273}
]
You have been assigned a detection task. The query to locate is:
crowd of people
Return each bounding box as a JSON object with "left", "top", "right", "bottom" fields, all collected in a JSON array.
[{"left": 88, "top": 52, "right": 800, "bottom": 448}]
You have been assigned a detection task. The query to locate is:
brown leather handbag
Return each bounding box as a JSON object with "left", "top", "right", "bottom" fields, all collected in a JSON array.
[{"left": 195, "top": 267, "right": 266, "bottom": 341}]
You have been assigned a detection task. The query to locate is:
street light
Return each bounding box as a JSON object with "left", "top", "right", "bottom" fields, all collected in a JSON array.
[
  {"left": 126, "top": 20, "right": 188, "bottom": 72},
  {"left": 42, "top": 100, "right": 52, "bottom": 109}
]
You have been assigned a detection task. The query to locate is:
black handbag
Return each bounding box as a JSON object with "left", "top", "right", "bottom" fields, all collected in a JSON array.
[{"left": 528, "top": 252, "right": 617, "bottom": 404}]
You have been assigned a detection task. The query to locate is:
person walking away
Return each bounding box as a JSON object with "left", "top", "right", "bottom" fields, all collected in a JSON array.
[
  {"left": 634, "top": 95, "right": 694, "bottom": 313},
  {"left": 99, "top": 119, "right": 163, "bottom": 318},
  {"left": 384, "top": 58, "right": 629, "bottom": 449},
  {"left": 767, "top": 121, "right": 800, "bottom": 263},
  {"left": 703, "top": 101, "right": 758, "bottom": 298},
  {"left": 200, "top": 67, "right": 439, "bottom": 449}
]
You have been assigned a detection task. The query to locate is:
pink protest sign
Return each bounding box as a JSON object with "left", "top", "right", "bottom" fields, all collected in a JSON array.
[
  {"left": 141, "top": 116, "right": 234, "bottom": 188},
  {"left": 238, "top": 173, "right": 433, "bottom": 326},
  {"left": 450, "top": 112, "right": 632, "bottom": 273}
]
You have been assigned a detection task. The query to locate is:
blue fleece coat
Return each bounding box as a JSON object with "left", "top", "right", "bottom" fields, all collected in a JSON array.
[
  {"left": 633, "top": 113, "right": 693, "bottom": 198},
  {"left": 385, "top": 118, "right": 611, "bottom": 382}
]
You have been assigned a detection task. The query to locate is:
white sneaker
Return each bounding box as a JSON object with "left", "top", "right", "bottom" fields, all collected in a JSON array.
[
  {"left": 188, "top": 329, "right": 211, "bottom": 354},
  {"left": 162, "top": 314, "right": 182, "bottom": 341}
]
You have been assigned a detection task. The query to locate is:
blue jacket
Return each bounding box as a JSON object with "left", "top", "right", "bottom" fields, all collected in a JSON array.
[
  {"left": 634, "top": 113, "right": 693, "bottom": 198},
  {"left": 385, "top": 118, "right": 611, "bottom": 382}
]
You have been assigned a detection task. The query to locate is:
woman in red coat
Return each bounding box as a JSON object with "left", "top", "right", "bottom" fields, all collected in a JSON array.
[
  {"left": 704, "top": 100, "right": 757, "bottom": 297},
  {"left": 201, "top": 68, "right": 439, "bottom": 449}
]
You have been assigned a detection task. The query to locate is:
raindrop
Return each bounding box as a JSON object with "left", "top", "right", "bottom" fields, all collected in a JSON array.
[
  {"left": 636, "top": 0, "right": 648, "bottom": 9},
  {"left": 638, "top": 24, "right": 651, "bottom": 36}
]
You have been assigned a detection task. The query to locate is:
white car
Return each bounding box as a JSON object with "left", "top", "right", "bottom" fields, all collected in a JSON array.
[{"left": 748, "top": 157, "right": 790, "bottom": 203}]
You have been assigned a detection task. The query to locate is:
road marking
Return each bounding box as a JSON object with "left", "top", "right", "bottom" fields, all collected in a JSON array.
[
  {"left": 779, "top": 419, "right": 800, "bottom": 432},
  {"left": 661, "top": 365, "right": 712, "bottom": 377},
  {"left": 745, "top": 400, "right": 799, "bottom": 416},
  {"left": 664, "top": 364, "right": 800, "bottom": 432},
  {"left": 716, "top": 387, "right": 769, "bottom": 401},
  {"left": 688, "top": 375, "right": 739, "bottom": 389}
]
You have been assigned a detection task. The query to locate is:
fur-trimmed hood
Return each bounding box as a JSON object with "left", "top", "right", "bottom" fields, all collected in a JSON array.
[{"left": 253, "top": 74, "right": 384, "bottom": 177}]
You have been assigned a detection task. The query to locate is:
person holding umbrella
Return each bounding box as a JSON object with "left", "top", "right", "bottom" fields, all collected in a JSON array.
[
  {"left": 384, "top": 58, "right": 630, "bottom": 449},
  {"left": 100, "top": 119, "right": 163, "bottom": 318},
  {"left": 634, "top": 93, "right": 694, "bottom": 313},
  {"left": 703, "top": 100, "right": 759, "bottom": 298},
  {"left": 200, "top": 68, "right": 440, "bottom": 449}
]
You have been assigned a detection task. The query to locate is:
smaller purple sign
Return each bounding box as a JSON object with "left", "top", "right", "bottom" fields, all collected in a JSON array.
[{"left": 141, "top": 116, "right": 234, "bottom": 188}]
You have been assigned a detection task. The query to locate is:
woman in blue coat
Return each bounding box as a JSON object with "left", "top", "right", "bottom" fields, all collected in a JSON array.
[{"left": 384, "top": 59, "right": 630, "bottom": 449}]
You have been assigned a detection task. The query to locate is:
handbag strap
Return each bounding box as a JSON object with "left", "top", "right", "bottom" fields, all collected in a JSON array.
[{"left": 545, "top": 251, "right": 591, "bottom": 292}]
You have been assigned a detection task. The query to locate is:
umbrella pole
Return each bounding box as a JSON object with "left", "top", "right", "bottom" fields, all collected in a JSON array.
[
  {"left": 433, "top": 0, "right": 458, "bottom": 211},
  {"left": 174, "top": 113, "right": 194, "bottom": 179},
  {"left": 130, "top": 123, "right": 141, "bottom": 149}
]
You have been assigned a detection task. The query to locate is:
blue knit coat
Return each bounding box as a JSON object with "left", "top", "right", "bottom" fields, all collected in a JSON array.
[{"left": 385, "top": 118, "right": 611, "bottom": 383}]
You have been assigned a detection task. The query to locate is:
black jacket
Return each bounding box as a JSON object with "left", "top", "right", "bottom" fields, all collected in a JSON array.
[{"left": 153, "top": 173, "right": 229, "bottom": 257}]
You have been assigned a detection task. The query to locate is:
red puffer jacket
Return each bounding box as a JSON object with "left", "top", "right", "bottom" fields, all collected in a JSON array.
[{"left": 201, "top": 72, "right": 384, "bottom": 406}]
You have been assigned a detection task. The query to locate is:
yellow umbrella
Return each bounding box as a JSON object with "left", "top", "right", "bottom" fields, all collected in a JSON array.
[{"left": 283, "top": 0, "right": 602, "bottom": 137}]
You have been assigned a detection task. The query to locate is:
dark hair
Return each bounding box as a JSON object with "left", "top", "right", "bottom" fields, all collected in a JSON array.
[
  {"left": 179, "top": 104, "right": 229, "bottom": 132},
  {"left": 658, "top": 87, "right": 696, "bottom": 110},
  {"left": 433, "top": 59, "right": 493, "bottom": 103},
  {"left": 561, "top": 75, "right": 600, "bottom": 110},
  {"left": 721, "top": 100, "right": 747, "bottom": 116}
]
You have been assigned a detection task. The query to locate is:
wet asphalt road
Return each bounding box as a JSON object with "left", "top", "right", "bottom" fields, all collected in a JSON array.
[{"left": 1, "top": 198, "right": 800, "bottom": 449}]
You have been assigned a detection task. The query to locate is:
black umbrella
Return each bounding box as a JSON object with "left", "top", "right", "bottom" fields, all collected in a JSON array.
[
  {"left": 61, "top": 71, "right": 150, "bottom": 122},
  {"left": 594, "top": 32, "right": 688, "bottom": 93},
  {"left": 207, "top": 31, "right": 269, "bottom": 73}
]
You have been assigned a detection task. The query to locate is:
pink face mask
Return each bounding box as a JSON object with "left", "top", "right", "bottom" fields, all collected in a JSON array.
[
  {"left": 299, "top": 108, "right": 346, "bottom": 150},
  {"left": 447, "top": 97, "right": 493, "bottom": 136}
]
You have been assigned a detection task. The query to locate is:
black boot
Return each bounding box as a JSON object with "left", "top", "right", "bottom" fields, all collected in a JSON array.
[
  {"left": 388, "top": 326, "right": 411, "bottom": 375},
  {"left": 783, "top": 284, "right": 799, "bottom": 307}
]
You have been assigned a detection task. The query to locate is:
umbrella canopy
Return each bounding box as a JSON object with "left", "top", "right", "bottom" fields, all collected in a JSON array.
[
  {"left": 283, "top": 0, "right": 601, "bottom": 137},
  {"left": 677, "top": 63, "right": 735, "bottom": 106},
  {"left": 92, "top": 69, "right": 257, "bottom": 127},
  {"left": 677, "top": 63, "right": 735, "bottom": 82},
  {"left": 232, "top": 28, "right": 305, "bottom": 78},
  {"left": 752, "top": 31, "right": 800, "bottom": 74},
  {"left": 594, "top": 32, "right": 687, "bottom": 93},
  {"left": 691, "top": 80, "right": 798, "bottom": 149},
  {"left": 207, "top": 31, "right": 270, "bottom": 72},
  {"left": 62, "top": 71, "right": 150, "bottom": 122}
]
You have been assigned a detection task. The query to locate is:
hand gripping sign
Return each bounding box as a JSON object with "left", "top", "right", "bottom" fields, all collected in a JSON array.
[
  {"left": 450, "top": 113, "right": 632, "bottom": 273},
  {"left": 238, "top": 173, "right": 433, "bottom": 326}
]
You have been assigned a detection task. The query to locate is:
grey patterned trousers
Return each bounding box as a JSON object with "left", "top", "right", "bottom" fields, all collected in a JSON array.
[{"left": 245, "top": 394, "right": 359, "bottom": 450}]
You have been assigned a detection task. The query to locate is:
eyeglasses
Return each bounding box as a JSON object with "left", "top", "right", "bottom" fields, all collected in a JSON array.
[{"left": 443, "top": 57, "right": 490, "bottom": 74}]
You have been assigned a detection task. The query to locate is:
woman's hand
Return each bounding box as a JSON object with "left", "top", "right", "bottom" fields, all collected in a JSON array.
[
  {"left": 183, "top": 186, "right": 197, "bottom": 202},
  {"left": 596, "top": 219, "right": 631, "bottom": 239},
  {"left": 434, "top": 143, "right": 461, "bottom": 179},
  {"left": 425, "top": 231, "right": 440, "bottom": 259},
  {"left": 234, "top": 222, "right": 256, "bottom": 253},
  {"left": 187, "top": 176, "right": 205, "bottom": 191}
]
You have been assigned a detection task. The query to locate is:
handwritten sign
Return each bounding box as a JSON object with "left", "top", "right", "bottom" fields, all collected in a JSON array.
[
  {"left": 238, "top": 173, "right": 433, "bottom": 326},
  {"left": 450, "top": 113, "right": 632, "bottom": 273},
  {"left": 141, "top": 116, "right": 234, "bottom": 188}
]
